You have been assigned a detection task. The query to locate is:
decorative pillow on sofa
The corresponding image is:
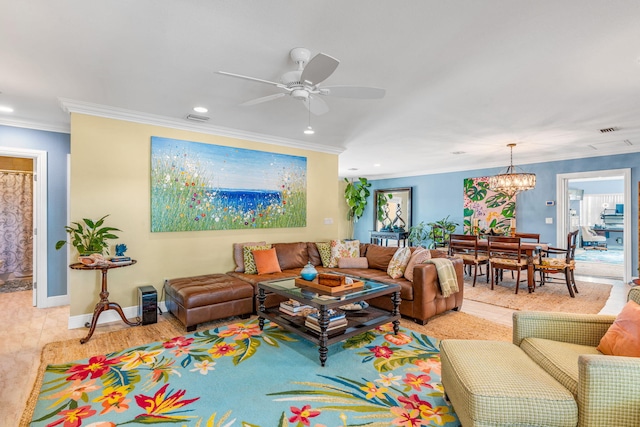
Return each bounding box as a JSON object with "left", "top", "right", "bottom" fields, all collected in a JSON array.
[
  {"left": 315, "top": 242, "right": 332, "bottom": 267},
  {"left": 273, "top": 242, "right": 308, "bottom": 270},
  {"left": 387, "top": 247, "right": 412, "bottom": 279},
  {"left": 338, "top": 257, "right": 369, "bottom": 269},
  {"left": 366, "top": 244, "right": 400, "bottom": 271},
  {"left": 233, "top": 241, "right": 267, "bottom": 272},
  {"left": 252, "top": 248, "right": 282, "bottom": 275},
  {"left": 596, "top": 299, "right": 640, "bottom": 357},
  {"left": 243, "top": 244, "right": 272, "bottom": 274},
  {"left": 329, "top": 239, "right": 360, "bottom": 268},
  {"left": 404, "top": 247, "right": 432, "bottom": 282}
]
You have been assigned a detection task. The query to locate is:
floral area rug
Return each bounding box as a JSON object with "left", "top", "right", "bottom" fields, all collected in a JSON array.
[{"left": 29, "top": 319, "right": 458, "bottom": 426}]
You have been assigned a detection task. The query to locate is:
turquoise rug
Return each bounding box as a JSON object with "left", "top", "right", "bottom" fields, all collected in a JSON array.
[
  {"left": 30, "top": 319, "right": 458, "bottom": 426},
  {"left": 575, "top": 247, "right": 623, "bottom": 264}
]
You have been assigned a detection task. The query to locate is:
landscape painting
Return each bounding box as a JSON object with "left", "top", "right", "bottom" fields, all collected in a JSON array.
[{"left": 151, "top": 136, "right": 307, "bottom": 232}]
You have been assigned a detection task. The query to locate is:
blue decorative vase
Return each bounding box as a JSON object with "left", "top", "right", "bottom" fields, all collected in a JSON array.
[{"left": 300, "top": 262, "right": 318, "bottom": 281}]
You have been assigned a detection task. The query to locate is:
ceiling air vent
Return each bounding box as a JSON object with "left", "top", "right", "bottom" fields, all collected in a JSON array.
[
  {"left": 186, "top": 114, "right": 210, "bottom": 122},
  {"left": 599, "top": 127, "right": 618, "bottom": 133}
]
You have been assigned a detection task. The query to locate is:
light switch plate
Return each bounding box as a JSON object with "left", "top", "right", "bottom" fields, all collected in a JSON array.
[{"left": 545, "top": 217, "right": 553, "bottom": 224}]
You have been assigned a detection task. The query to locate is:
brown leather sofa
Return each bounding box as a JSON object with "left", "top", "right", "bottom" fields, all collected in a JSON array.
[{"left": 227, "top": 242, "right": 464, "bottom": 325}]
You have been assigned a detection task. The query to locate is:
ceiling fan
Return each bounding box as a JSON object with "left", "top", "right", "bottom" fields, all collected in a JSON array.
[{"left": 217, "top": 47, "right": 385, "bottom": 115}]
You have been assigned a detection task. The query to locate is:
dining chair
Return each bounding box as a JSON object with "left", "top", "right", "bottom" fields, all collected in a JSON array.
[
  {"left": 514, "top": 232, "right": 540, "bottom": 243},
  {"left": 488, "top": 236, "right": 527, "bottom": 294},
  {"left": 448, "top": 234, "right": 489, "bottom": 287},
  {"left": 533, "top": 229, "right": 579, "bottom": 297}
]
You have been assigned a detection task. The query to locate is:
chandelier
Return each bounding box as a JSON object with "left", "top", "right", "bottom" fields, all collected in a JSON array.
[{"left": 488, "top": 143, "right": 536, "bottom": 198}]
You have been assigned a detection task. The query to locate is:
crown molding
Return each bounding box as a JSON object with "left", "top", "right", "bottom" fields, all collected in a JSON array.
[
  {"left": 0, "top": 117, "right": 69, "bottom": 134},
  {"left": 58, "top": 98, "right": 344, "bottom": 155}
]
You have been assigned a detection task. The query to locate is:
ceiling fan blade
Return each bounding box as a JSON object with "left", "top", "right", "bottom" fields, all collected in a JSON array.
[
  {"left": 320, "top": 85, "right": 386, "bottom": 99},
  {"left": 300, "top": 53, "right": 339, "bottom": 86},
  {"left": 240, "top": 93, "right": 286, "bottom": 106},
  {"left": 217, "top": 71, "right": 287, "bottom": 89},
  {"left": 303, "top": 95, "right": 330, "bottom": 115}
]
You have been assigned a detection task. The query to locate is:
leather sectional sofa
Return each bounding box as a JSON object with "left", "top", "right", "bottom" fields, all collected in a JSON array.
[{"left": 165, "top": 241, "right": 464, "bottom": 330}]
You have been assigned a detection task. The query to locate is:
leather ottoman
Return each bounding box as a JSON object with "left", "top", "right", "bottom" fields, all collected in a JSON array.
[{"left": 164, "top": 273, "right": 254, "bottom": 331}]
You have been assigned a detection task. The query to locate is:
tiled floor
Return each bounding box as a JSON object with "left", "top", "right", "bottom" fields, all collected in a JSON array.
[{"left": 2, "top": 275, "right": 632, "bottom": 426}]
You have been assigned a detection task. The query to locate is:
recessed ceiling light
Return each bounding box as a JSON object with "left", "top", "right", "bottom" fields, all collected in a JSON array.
[
  {"left": 348, "top": 167, "right": 359, "bottom": 171},
  {"left": 0, "top": 106, "right": 14, "bottom": 113},
  {"left": 193, "top": 106, "right": 208, "bottom": 113},
  {"left": 373, "top": 163, "right": 381, "bottom": 167}
]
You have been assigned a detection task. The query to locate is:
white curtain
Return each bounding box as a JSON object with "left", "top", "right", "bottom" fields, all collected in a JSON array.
[
  {"left": 581, "top": 193, "right": 623, "bottom": 227},
  {"left": 0, "top": 172, "right": 33, "bottom": 276}
]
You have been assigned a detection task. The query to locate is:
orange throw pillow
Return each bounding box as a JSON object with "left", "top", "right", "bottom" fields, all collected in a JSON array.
[
  {"left": 252, "top": 248, "right": 282, "bottom": 275},
  {"left": 596, "top": 299, "right": 640, "bottom": 357}
]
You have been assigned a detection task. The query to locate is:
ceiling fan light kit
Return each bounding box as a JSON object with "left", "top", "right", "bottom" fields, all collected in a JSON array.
[
  {"left": 218, "top": 46, "right": 386, "bottom": 131},
  {"left": 488, "top": 143, "right": 536, "bottom": 198}
]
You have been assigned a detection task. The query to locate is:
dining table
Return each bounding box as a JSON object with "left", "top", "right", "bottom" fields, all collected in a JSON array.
[{"left": 475, "top": 238, "right": 547, "bottom": 293}]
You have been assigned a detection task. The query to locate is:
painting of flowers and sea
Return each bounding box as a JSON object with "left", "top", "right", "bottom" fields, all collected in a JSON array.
[{"left": 151, "top": 137, "right": 307, "bottom": 232}]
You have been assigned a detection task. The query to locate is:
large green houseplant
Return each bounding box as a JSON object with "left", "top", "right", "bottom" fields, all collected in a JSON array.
[
  {"left": 55, "top": 214, "right": 121, "bottom": 255},
  {"left": 428, "top": 215, "right": 459, "bottom": 248},
  {"left": 344, "top": 177, "right": 371, "bottom": 238},
  {"left": 408, "top": 221, "right": 432, "bottom": 248}
]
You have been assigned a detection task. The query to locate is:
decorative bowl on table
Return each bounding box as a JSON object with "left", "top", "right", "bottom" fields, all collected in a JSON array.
[{"left": 339, "top": 301, "right": 369, "bottom": 315}]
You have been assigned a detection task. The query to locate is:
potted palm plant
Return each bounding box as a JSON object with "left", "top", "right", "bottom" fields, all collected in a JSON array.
[{"left": 55, "top": 214, "right": 121, "bottom": 256}]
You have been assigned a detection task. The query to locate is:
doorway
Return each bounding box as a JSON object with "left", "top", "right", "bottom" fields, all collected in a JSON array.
[
  {"left": 0, "top": 147, "right": 48, "bottom": 307},
  {"left": 556, "top": 169, "right": 631, "bottom": 283},
  {"left": 0, "top": 156, "right": 34, "bottom": 294}
]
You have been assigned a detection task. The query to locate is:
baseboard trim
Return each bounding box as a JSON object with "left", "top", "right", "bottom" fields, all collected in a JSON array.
[
  {"left": 43, "top": 294, "right": 70, "bottom": 307},
  {"left": 68, "top": 301, "right": 168, "bottom": 330}
]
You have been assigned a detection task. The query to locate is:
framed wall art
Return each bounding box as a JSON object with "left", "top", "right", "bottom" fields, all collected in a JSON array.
[
  {"left": 150, "top": 136, "right": 307, "bottom": 232},
  {"left": 463, "top": 176, "right": 515, "bottom": 235}
]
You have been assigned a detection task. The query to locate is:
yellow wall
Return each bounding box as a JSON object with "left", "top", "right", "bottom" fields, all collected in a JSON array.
[{"left": 69, "top": 114, "right": 342, "bottom": 316}]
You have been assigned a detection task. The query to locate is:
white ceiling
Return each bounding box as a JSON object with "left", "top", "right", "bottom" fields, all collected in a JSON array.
[{"left": 1, "top": 1, "right": 640, "bottom": 178}]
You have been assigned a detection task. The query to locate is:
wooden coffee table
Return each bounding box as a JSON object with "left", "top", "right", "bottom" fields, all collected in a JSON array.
[{"left": 257, "top": 276, "right": 401, "bottom": 366}]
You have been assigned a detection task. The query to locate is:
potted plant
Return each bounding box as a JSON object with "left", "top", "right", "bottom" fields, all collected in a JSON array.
[
  {"left": 344, "top": 177, "right": 371, "bottom": 238},
  {"left": 428, "top": 215, "right": 459, "bottom": 248},
  {"left": 408, "top": 221, "right": 431, "bottom": 248},
  {"left": 55, "top": 214, "right": 121, "bottom": 255}
]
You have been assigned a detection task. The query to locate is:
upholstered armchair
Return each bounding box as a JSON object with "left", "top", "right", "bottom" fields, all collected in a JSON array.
[
  {"left": 579, "top": 226, "right": 607, "bottom": 249},
  {"left": 512, "top": 286, "right": 640, "bottom": 427}
]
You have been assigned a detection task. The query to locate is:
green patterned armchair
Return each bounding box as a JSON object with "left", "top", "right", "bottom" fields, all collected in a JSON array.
[{"left": 513, "top": 286, "right": 640, "bottom": 427}]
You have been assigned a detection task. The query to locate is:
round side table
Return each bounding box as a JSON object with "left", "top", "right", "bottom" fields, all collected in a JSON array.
[{"left": 70, "top": 260, "right": 140, "bottom": 344}]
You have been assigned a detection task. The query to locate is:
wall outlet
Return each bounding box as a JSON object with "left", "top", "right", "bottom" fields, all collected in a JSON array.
[
  {"left": 545, "top": 217, "right": 553, "bottom": 224},
  {"left": 324, "top": 218, "right": 333, "bottom": 225}
]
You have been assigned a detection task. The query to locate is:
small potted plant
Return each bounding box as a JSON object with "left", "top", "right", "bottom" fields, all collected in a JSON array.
[{"left": 55, "top": 214, "right": 121, "bottom": 256}]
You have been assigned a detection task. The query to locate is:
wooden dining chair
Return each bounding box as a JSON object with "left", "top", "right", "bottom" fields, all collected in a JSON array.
[
  {"left": 514, "top": 232, "right": 540, "bottom": 243},
  {"left": 488, "top": 236, "right": 528, "bottom": 294},
  {"left": 534, "top": 229, "right": 579, "bottom": 297},
  {"left": 448, "top": 234, "right": 489, "bottom": 287}
]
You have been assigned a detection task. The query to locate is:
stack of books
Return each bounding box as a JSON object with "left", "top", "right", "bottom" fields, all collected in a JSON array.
[
  {"left": 279, "top": 299, "right": 312, "bottom": 316},
  {"left": 109, "top": 256, "right": 132, "bottom": 266},
  {"left": 305, "top": 309, "right": 347, "bottom": 334}
]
